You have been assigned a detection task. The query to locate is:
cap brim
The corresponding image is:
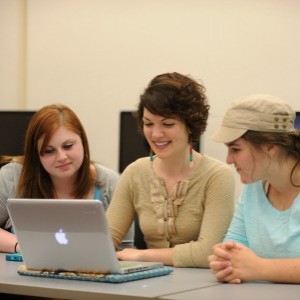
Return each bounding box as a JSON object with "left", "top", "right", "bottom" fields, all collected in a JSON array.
[{"left": 211, "top": 126, "right": 247, "bottom": 143}]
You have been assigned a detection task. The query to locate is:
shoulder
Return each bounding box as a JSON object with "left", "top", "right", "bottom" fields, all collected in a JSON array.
[
  {"left": 93, "top": 163, "right": 119, "bottom": 183},
  {"left": 191, "top": 155, "right": 235, "bottom": 191},
  {"left": 236, "top": 181, "right": 265, "bottom": 209},
  {"left": 241, "top": 181, "right": 264, "bottom": 200},
  {"left": 0, "top": 162, "right": 22, "bottom": 199},
  {"left": 0, "top": 161, "right": 22, "bottom": 178},
  {"left": 200, "top": 154, "right": 233, "bottom": 175},
  {"left": 117, "top": 157, "right": 151, "bottom": 186},
  {"left": 122, "top": 157, "right": 151, "bottom": 174}
]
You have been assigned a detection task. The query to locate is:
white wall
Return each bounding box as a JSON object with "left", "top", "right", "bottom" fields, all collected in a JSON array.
[
  {"left": 1, "top": 0, "right": 300, "bottom": 199},
  {"left": 0, "top": 0, "right": 23, "bottom": 108}
]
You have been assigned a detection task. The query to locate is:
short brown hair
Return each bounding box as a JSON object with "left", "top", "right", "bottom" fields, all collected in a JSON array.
[{"left": 134, "top": 72, "right": 209, "bottom": 143}]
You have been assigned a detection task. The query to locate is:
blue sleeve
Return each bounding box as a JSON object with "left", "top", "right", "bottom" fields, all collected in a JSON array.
[{"left": 223, "top": 188, "right": 249, "bottom": 247}]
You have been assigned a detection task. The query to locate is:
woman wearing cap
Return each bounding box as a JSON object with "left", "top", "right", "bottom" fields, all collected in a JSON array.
[{"left": 208, "top": 94, "right": 300, "bottom": 283}]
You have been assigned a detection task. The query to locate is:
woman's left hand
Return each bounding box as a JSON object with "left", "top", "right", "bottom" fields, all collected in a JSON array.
[{"left": 116, "top": 248, "right": 145, "bottom": 261}]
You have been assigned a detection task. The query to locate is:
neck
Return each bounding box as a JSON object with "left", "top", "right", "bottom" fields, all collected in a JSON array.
[
  {"left": 266, "top": 159, "right": 300, "bottom": 210},
  {"left": 51, "top": 176, "right": 76, "bottom": 199},
  {"left": 267, "top": 184, "right": 300, "bottom": 211},
  {"left": 153, "top": 150, "right": 201, "bottom": 178},
  {"left": 266, "top": 156, "right": 299, "bottom": 191}
]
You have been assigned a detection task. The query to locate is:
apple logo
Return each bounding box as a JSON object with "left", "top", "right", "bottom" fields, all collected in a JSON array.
[{"left": 55, "top": 229, "right": 68, "bottom": 245}]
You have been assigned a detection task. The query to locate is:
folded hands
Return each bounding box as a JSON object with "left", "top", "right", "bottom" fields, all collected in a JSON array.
[{"left": 208, "top": 240, "right": 262, "bottom": 283}]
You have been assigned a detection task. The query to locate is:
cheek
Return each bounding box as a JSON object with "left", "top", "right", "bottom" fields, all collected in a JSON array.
[
  {"left": 143, "top": 127, "right": 150, "bottom": 137},
  {"left": 74, "top": 145, "right": 85, "bottom": 163},
  {"left": 143, "top": 129, "right": 152, "bottom": 142},
  {"left": 39, "top": 156, "right": 52, "bottom": 170}
]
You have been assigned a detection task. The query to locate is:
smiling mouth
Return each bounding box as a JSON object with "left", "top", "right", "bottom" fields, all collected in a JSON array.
[{"left": 154, "top": 141, "right": 170, "bottom": 148}]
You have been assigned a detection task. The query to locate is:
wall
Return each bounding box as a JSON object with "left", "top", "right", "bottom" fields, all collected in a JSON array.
[
  {"left": 0, "top": 0, "right": 23, "bottom": 108},
  {"left": 1, "top": 0, "right": 300, "bottom": 199}
]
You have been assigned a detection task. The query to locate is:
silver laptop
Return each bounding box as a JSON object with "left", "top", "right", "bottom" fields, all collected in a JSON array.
[{"left": 7, "top": 198, "right": 163, "bottom": 274}]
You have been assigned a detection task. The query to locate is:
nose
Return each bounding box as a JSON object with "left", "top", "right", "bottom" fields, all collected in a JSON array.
[
  {"left": 151, "top": 125, "right": 164, "bottom": 138},
  {"left": 56, "top": 149, "right": 67, "bottom": 160},
  {"left": 226, "top": 151, "right": 234, "bottom": 165}
]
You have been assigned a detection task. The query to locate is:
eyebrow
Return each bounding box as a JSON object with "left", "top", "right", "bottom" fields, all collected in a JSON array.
[
  {"left": 45, "top": 139, "right": 76, "bottom": 147},
  {"left": 226, "top": 142, "right": 234, "bottom": 147},
  {"left": 142, "top": 116, "right": 169, "bottom": 122},
  {"left": 227, "top": 141, "right": 243, "bottom": 147}
]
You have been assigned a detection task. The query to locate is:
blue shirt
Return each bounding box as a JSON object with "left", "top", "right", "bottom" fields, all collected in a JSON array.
[{"left": 224, "top": 180, "right": 300, "bottom": 258}]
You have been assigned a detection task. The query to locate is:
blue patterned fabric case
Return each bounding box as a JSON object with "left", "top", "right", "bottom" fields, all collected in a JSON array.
[{"left": 17, "top": 264, "right": 173, "bottom": 283}]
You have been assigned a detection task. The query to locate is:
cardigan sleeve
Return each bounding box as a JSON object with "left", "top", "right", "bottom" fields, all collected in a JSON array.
[
  {"left": 172, "top": 163, "right": 235, "bottom": 267},
  {"left": 106, "top": 164, "right": 137, "bottom": 247},
  {"left": 0, "top": 162, "right": 22, "bottom": 229}
]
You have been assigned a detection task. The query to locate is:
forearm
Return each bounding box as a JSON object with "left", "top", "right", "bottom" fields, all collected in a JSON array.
[
  {"left": 222, "top": 245, "right": 300, "bottom": 284},
  {"left": 256, "top": 258, "right": 300, "bottom": 283},
  {"left": 142, "top": 248, "right": 174, "bottom": 265},
  {"left": 0, "top": 228, "right": 18, "bottom": 253},
  {"left": 117, "top": 248, "right": 174, "bottom": 266}
]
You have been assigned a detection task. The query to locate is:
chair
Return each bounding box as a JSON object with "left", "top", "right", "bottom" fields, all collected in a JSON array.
[{"left": 134, "top": 216, "right": 147, "bottom": 249}]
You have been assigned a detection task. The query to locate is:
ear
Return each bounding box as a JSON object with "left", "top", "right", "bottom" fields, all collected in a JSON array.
[{"left": 264, "top": 143, "right": 277, "bottom": 156}]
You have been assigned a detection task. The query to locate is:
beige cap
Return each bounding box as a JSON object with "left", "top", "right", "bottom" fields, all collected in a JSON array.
[{"left": 212, "top": 94, "right": 296, "bottom": 143}]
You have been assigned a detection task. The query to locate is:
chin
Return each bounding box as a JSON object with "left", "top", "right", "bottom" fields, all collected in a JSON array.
[
  {"left": 240, "top": 177, "right": 250, "bottom": 184},
  {"left": 241, "top": 177, "right": 255, "bottom": 184}
]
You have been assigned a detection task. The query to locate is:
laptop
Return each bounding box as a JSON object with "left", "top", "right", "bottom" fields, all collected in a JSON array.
[{"left": 7, "top": 198, "right": 164, "bottom": 274}]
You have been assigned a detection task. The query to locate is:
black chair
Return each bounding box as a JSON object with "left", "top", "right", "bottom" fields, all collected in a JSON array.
[{"left": 134, "top": 216, "right": 147, "bottom": 249}]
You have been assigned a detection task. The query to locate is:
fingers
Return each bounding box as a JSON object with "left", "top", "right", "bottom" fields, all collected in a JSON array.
[
  {"left": 116, "top": 249, "right": 125, "bottom": 260},
  {"left": 224, "top": 240, "right": 245, "bottom": 251},
  {"left": 209, "top": 241, "right": 243, "bottom": 284},
  {"left": 229, "top": 278, "right": 242, "bottom": 284},
  {"left": 213, "top": 265, "right": 234, "bottom": 282},
  {"left": 213, "top": 245, "right": 231, "bottom": 260},
  {"left": 224, "top": 240, "right": 235, "bottom": 250},
  {"left": 209, "top": 259, "right": 231, "bottom": 273},
  {"left": 208, "top": 254, "right": 216, "bottom": 263},
  {"left": 210, "top": 263, "right": 242, "bottom": 283}
]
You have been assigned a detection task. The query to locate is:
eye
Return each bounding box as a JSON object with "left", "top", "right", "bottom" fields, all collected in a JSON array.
[
  {"left": 143, "top": 122, "right": 153, "bottom": 127},
  {"left": 43, "top": 147, "right": 55, "bottom": 154},
  {"left": 231, "top": 147, "right": 241, "bottom": 153},
  {"left": 163, "top": 122, "right": 174, "bottom": 127},
  {"left": 63, "top": 143, "right": 73, "bottom": 150}
]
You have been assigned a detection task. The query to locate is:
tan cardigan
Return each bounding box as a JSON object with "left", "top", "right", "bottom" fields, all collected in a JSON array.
[{"left": 106, "top": 155, "right": 235, "bottom": 268}]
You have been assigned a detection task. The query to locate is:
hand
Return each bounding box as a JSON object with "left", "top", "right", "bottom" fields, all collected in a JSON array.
[
  {"left": 16, "top": 243, "right": 21, "bottom": 253},
  {"left": 209, "top": 241, "right": 262, "bottom": 283},
  {"left": 224, "top": 243, "right": 262, "bottom": 283},
  {"left": 116, "top": 248, "right": 145, "bottom": 261},
  {"left": 208, "top": 241, "right": 242, "bottom": 284}
]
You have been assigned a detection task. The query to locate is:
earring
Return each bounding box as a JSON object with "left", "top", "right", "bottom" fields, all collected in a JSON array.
[
  {"left": 150, "top": 148, "right": 154, "bottom": 161},
  {"left": 189, "top": 145, "right": 193, "bottom": 168}
]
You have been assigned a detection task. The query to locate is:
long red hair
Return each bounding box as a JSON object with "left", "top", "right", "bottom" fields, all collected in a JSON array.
[{"left": 14, "top": 104, "right": 95, "bottom": 198}]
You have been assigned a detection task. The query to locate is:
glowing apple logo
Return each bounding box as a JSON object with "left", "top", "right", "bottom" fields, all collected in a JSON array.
[{"left": 55, "top": 229, "right": 68, "bottom": 245}]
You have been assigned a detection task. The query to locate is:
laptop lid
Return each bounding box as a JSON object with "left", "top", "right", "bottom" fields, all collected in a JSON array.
[{"left": 7, "top": 198, "right": 163, "bottom": 274}]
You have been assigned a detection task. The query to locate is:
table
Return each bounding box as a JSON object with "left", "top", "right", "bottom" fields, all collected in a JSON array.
[
  {"left": 161, "top": 279, "right": 300, "bottom": 300},
  {"left": 3, "top": 253, "right": 300, "bottom": 300},
  {"left": 0, "top": 254, "right": 219, "bottom": 299}
]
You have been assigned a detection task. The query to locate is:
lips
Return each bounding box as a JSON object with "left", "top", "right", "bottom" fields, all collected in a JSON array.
[
  {"left": 56, "top": 163, "right": 71, "bottom": 169},
  {"left": 154, "top": 141, "right": 170, "bottom": 149}
]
